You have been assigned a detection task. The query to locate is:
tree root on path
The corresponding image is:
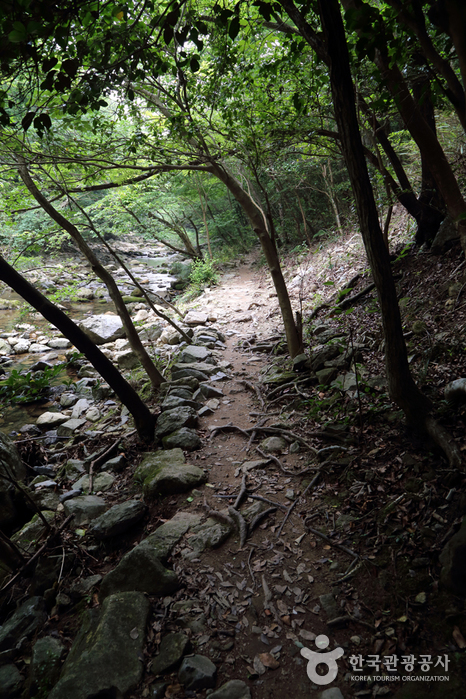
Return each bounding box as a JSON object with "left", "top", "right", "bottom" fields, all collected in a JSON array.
[
  {"left": 425, "top": 416, "right": 463, "bottom": 469},
  {"left": 209, "top": 422, "right": 318, "bottom": 455}
]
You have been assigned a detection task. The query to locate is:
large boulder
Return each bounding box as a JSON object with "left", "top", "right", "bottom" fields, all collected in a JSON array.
[
  {"left": 78, "top": 315, "right": 125, "bottom": 344},
  {"left": 48, "top": 592, "right": 150, "bottom": 699},
  {"left": 0, "top": 432, "right": 28, "bottom": 528},
  {"left": 0, "top": 597, "right": 46, "bottom": 653}
]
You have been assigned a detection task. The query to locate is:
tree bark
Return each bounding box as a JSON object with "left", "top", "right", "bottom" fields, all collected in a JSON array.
[
  {"left": 314, "top": 0, "right": 461, "bottom": 467},
  {"left": 16, "top": 160, "right": 165, "bottom": 389},
  {"left": 0, "top": 255, "right": 156, "bottom": 442}
]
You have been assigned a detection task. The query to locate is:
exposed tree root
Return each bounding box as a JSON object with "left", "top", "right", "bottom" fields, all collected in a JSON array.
[{"left": 425, "top": 416, "right": 463, "bottom": 469}]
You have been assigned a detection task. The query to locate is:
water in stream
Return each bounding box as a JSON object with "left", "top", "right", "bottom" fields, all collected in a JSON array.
[{"left": 0, "top": 251, "right": 183, "bottom": 433}]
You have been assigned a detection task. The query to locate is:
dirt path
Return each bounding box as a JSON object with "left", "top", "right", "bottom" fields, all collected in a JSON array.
[{"left": 146, "top": 261, "right": 367, "bottom": 699}]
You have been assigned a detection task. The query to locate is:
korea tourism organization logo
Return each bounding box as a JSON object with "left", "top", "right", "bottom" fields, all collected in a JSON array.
[
  {"left": 301, "top": 635, "right": 344, "bottom": 686},
  {"left": 301, "top": 637, "right": 451, "bottom": 687}
]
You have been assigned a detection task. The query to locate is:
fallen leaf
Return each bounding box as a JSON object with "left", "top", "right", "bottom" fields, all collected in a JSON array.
[
  {"left": 259, "top": 652, "right": 280, "bottom": 669},
  {"left": 414, "top": 592, "right": 427, "bottom": 604},
  {"left": 299, "top": 629, "right": 316, "bottom": 641},
  {"left": 281, "top": 615, "right": 291, "bottom": 626},
  {"left": 253, "top": 655, "right": 266, "bottom": 675}
]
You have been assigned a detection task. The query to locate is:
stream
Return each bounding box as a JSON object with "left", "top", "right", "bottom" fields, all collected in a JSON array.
[{"left": 0, "top": 245, "right": 187, "bottom": 433}]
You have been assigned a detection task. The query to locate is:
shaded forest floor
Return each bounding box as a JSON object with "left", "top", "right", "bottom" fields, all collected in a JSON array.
[{"left": 8, "top": 217, "right": 466, "bottom": 698}]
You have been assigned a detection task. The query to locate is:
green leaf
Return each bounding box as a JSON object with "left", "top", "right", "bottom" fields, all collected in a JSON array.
[
  {"left": 21, "top": 111, "right": 35, "bottom": 131},
  {"left": 190, "top": 56, "right": 200, "bottom": 73},
  {"left": 228, "top": 16, "right": 240, "bottom": 41}
]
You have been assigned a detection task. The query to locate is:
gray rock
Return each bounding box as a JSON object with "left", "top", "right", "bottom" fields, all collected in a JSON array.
[
  {"left": 167, "top": 388, "right": 194, "bottom": 401},
  {"left": 74, "top": 472, "right": 115, "bottom": 494},
  {"left": 319, "top": 689, "right": 344, "bottom": 699},
  {"left": 71, "top": 398, "right": 91, "bottom": 418},
  {"left": 48, "top": 592, "right": 150, "bottom": 699},
  {"left": 259, "top": 436, "right": 287, "bottom": 454},
  {"left": 198, "top": 383, "right": 224, "bottom": 399},
  {"left": 0, "top": 339, "right": 11, "bottom": 356},
  {"left": 151, "top": 681, "right": 169, "bottom": 698},
  {"left": 316, "top": 367, "right": 339, "bottom": 385},
  {"left": 139, "top": 512, "right": 202, "bottom": 562},
  {"left": 439, "top": 516, "right": 466, "bottom": 594},
  {"left": 332, "top": 372, "right": 358, "bottom": 392},
  {"left": 47, "top": 337, "right": 71, "bottom": 349},
  {"left": 172, "top": 361, "right": 218, "bottom": 376},
  {"left": 76, "top": 287, "right": 95, "bottom": 300},
  {"left": 150, "top": 633, "right": 190, "bottom": 675},
  {"left": 319, "top": 593, "right": 338, "bottom": 619},
  {"left": 183, "top": 311, "right": 208, "bottom": 326},
  {"left": 70, "top": 574, "right": 102, "bottom": 596},
  {"left": 162, "top": 376, "right": 200, "bottom": 392},
  {"left": 260, "top": 369, "right": 296, "bottom": 386},
  {"left": 178, "top": 654, "right": 216, "bottom": 690},
  {"left": 60, "top": 392, "right": 80, "bottom": 407},
  {"left": 0, "top": 664, "right": 23, "bottom": 698},
  {"left": 0, "top": 597, "right": 46, "bottom": 652},
  {"left": 11, "top": 511, "right": 55, "bottom": 552},
  {"left": 31, "top": 636, "right": 65, "bottom": 696},
  {"left": 115, "top": 349, "right": 139, "bottom": 369},
  {"left": 64, "top": 459, "right": 86, "bottom": 477},
  {"left": 292, "top": 353, "right": 310, "bottom": 372},
  {"left": 155, "top": 406, "right": 197, "bottom": 439},
  {"left": 0, "top": 432, "right": 27, "bottom": 527},
  {"left": 63, "top": 495, "right": 107, "bottom": 525},
  {"left": 36, "top": 411, "right": 69, "bottom": 428},
  {"left": 431, "top": 215, "right": 458, "bottom": 254},
  {"left": 179, "top": 345, "right": 212, "bottom": 363},
  {"left": 171, "top": 367, "right": 210, "bottom": 382},
  {"left": 162, "top": 428, "right": 202, "bottom": 451},
  {"left": 208, "top": 680, "right": 252, "bottom": 699},
  {"left": 78, "top": 315, "right": 125, "bottom": 344},
  {"left": 90, "top": 500, "right": 147, "bottom": 539},
  {"left": 102, "top": 455, "right": 126, "bottom": 473},
  {"left": 161, "top": 395, "right": 201, "bottom": 411},
  {"left": 310, "top": 344, "right": 341, "bottom": 372},
  {"left": 99, "top": 544, "right": 178, "bottom": 600},
  {"left": 134, "top": 449, "right": 206, "bottom": 497},
  {"left": 182, "top": 517, "right": 232, "bottom": 561},
  {"left": 85, "top": 406, "right": 101, "bottom": 422},
  {"left": 445, "top": 378, "right": 466, "bottom": 406},
  {"left": 57, "top": 418, "right": 87, "bottom": 437}
]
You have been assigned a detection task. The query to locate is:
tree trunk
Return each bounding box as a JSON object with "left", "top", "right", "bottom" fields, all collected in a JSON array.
[
  {"left": 0, "top": 255, "right": 156, "bottom": 442},
  {"left": 316, "top": 0, "right": 461, "bottom": 467},
  {"left": 16, "top": 160, "right": 165, "bottom": 389}
]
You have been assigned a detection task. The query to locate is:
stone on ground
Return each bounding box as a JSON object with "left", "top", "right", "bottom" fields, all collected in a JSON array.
[
  {"left": 63, "top": 495, "right": 107, "bottom": 525},
  {"left": 134, "top": 449, "right": 205, "bottom": 497},
  {"left": 48, "top": 592, "right": 150, "bottom": 699},
  {"left": 0, "top": 664, "right": 23, "bottom": 698},
  {"left": 154, "top": 406, "right": 198, "bottom": 439},
  {"left": 181, "top": 517, "right": 232, "bottom": 561},
  {"left": 259, "top": 436, "right": 287, "bottom": 454},
  {"left": 208, "top": 680, "right": 252, "bottom": 699},
  {"left": 31, "top": 636, "right": 65, "bottom": 696},
  {"left": 150, "top": 633, "right": 190, "bottom": 675},
  {"left": 179, "top": 345, "right": 212, "bottom": 363},
  {"left": 36, "top": 412, "right": 69, "bottom": 428},
  {"left": 90, "top": 500, "right": 147, "bottom": 540},
  {"left": 0, "top": 597, "right": 46, "bottom": 652},
  {"left": 183, "top": 311, "right": 208, "bottom": 326},
  {"left": 99, "top": 541, "right": 178, "bottom": 600},
  {"left": 74, "top": 472, "right": 115, "bottom": 494},
  {"left": 162, "top": 428, "right": 202, "bottom": 451},
  {"left": 78, "top": 315, "right": 125, "bottom": 344},
  {"left": 178, "top": 654, "right": 217, "bottom": 690}
]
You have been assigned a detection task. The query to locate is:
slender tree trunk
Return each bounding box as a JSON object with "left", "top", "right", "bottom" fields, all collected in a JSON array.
[
  {"left": 316, "top": 0, "right": 461, "bottom": 467},
  {"left": 0, "top": 255, "right": 156, "bottom": 441},
  {"left": 16, "top": 161, "right": 164, "bottom": 388},
  {"left": 209, "top": 162, "right": 303, "bottom": 357}
]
